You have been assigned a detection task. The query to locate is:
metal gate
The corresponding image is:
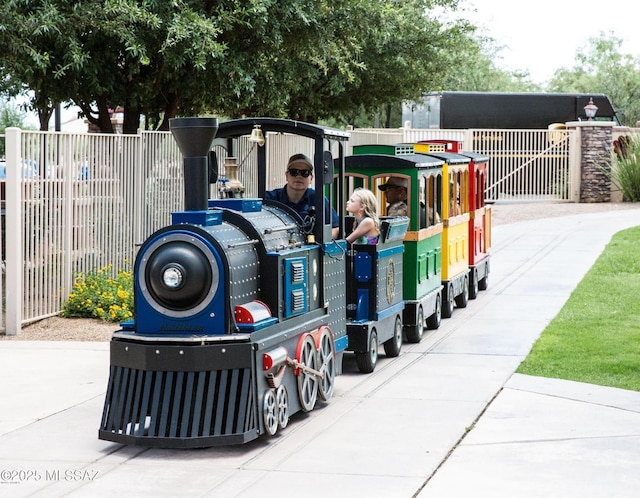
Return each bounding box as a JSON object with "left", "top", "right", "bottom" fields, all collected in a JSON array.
[
  {"left": 470, "top": 128, "right": 579, "bottom": 203},
  {"left": 357, "top": 127, "right": 580, "bottom": 203}
]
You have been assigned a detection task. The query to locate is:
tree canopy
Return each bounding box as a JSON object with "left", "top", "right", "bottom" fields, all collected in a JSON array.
[
  {"left": 0, "top": 0, "right": 481, "bottom": 132},
  {"left": 0, "top": 99, "right": 34, "bottom": 156},
  {"left": 548, "top": 32, "right": 640, "bottom": 127},
  {"left": 435, "top": 35, "right": 541, "bottom": 93}
]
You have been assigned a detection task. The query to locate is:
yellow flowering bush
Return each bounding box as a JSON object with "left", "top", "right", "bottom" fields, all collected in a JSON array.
[{"left": 62, "top": 263, "right": 134, "bottom": 322}]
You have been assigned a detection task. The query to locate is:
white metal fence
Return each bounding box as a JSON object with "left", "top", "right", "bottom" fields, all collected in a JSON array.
[
  {"left": 349, "top": 127, "right": 577, "bottom": 203},
  {"left": 2, "top": 129, "right": 184, "bottom": 334},
  {"left": 1, "top": 125, "right": 581, "bottom": 334},
  {"left": 471, "top": 129, "right": 578, "bottom": 202}
]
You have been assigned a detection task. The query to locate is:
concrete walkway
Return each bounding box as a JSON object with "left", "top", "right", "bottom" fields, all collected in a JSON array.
[{"left": 2, "top": 208, "right": 640, "bottom": 497}]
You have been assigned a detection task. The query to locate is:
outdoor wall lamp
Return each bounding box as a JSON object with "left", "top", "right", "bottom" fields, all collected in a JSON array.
[{"left": 584, "top": 97, "right": 598, "bottom": 121}]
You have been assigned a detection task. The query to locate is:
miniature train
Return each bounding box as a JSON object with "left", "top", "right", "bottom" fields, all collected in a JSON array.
[{"left": 98, "top": 117, "right": 490, "bottom": 448}]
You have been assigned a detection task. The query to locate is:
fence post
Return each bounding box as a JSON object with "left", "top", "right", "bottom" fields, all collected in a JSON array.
[
  {"left": 573, "top": 121, "right": 614, "bottom": 202},
  {"left": 134, "top": 131, "right": 145, "bottom": 246},
  {"left": 5, "top": 127, "right": 22, "bottom": 335},
  {"left": 62, "top": 135, "right": 75, "bottom": 300},
  {"left": 568, "top": 128, "right": 582, "bottom": 202},
  {"left": 463, "top": 129, "right": 474, "bottom": 151}
]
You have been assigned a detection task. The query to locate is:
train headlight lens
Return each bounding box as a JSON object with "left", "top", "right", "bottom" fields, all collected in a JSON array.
[
  {"left": 144, "top": 239, "right": 215, "bottom": 312},
  {"left": 162, "top": 266, "right": 184, "bottom": 289}
]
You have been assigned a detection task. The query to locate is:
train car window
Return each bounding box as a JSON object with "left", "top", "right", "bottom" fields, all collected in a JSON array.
[
  {"left": 429, "top": 174, "right": 441, "bottom": 226},
  {"left": 450, "top": 171, "right": 460, "bottom": 216},
  {"left": 420, "top": 174, "right": 441, "bottom": 227},
  {"left": 437, "top": 174, "right": 443, "bottom": 223},
  {"left": 346, "top": 174, "right": 367, "bottom": 194},
  {"left": 418, "top": 175, "right": 428, "bottom": 230},
  {"left": 342, "top": 174, "right": 368, "bottom": 215},
  {"left": 450, "top": 169, "right": 470, "bottom": 216},
  {"left": 378, "top": 175, "right": 409, "bottom": 218},
  {"left": 461, "top": 169, "right": 470, "bottom": 214},
  {"left": 476, "top": 169, "right": 485, "bottom": 209}
]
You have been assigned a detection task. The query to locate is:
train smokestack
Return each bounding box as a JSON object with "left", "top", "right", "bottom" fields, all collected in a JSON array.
[{"left": 169, "top": 117, "right": 219, "bottom": 211}]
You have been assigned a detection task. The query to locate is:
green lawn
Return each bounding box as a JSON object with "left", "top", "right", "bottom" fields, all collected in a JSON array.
[{"left": 517, "top": 225, "right": 640, "bottom": 392}]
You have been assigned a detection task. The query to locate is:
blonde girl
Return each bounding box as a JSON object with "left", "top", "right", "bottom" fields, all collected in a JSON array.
[{"left": 345, "top": 188, "right": 380, "bottom": 244}]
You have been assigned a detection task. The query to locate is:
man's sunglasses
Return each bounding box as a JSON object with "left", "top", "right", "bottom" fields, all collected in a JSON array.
[{"left": 287, "top": 168, "right": 311, "bottom": 177}]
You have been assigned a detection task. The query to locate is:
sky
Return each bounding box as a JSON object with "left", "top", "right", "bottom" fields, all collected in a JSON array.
[{"left": 459, "top": 0, "right": 640, "bottom": 84}]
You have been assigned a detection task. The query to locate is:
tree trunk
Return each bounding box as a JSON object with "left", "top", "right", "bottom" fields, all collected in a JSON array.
[
  {"left": 37, "top": 108, "right": 53, "bottom": 131},
  {"left": 384, "top": 104, "right": 392, "bottom": 129},
  {"left": 158, "top": 93, "right": 179, "bottom": 131},
  {"left": 96, "top": 97, "right": 115, "bottom": 133},
  {"left": 122, "top": 106, "right": 141, "bottom": 135}
]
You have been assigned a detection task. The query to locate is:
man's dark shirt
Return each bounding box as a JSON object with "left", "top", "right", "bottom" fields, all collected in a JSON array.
[{"left": 265, "top": 186, "right": 339, "bottom": 228}]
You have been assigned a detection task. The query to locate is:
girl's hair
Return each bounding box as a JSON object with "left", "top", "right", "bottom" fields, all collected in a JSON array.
[{"left": 352, "top": 188, "right": 380, "bottom": 231}]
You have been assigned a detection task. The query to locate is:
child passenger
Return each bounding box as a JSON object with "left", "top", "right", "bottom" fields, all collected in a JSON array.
[{"left": 345, "top": 188, "right": 380, "bottom": 244}]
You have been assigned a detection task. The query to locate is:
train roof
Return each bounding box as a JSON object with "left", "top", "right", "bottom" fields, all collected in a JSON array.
[
  {"left": 215, "top": 117, "right": 350, "bottom": 141},
  {"left": 415, "top": 151, "right": 469, "bottom": 165},
  {"left": 352, "top": 144, "right": 415, "bottom": 155},
  {"left": 455, "top": 151, "right": 490, "bottom": 163},
  {"left": 346, "top": 153, "right": 444, "bottom": 170}
]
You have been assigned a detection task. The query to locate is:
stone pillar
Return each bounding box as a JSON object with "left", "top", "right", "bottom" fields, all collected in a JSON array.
[{"left": 567, "top": 121, "right": 614, "bottom": 202}]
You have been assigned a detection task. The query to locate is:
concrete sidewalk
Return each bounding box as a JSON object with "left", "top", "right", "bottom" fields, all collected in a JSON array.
[
  {"left": 423, "top": 374, "right": 640, "bottom": 497},
  {"left": 2, "top": 208, "right": 640, "bottom": 497}
]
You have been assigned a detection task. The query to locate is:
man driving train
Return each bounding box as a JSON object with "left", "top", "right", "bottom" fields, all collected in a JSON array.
[{"left": 265, "top": 153, "right": 340, "bottom": 238}]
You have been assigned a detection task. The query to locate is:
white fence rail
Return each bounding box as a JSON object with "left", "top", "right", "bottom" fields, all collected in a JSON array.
[
  {"left": 1, "top": 125, "right": 581, "bottom": 334},
  {"left": 351, "top": 127, "right": 577, "bottom": 202}
]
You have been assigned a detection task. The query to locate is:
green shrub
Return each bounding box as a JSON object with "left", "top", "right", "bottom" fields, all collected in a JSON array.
[
  {"left": 611, "top": 134, "right": 640, "bottom": 201},
  {"left": 62, "top": 263, "right": 134, "bottom": 322}
]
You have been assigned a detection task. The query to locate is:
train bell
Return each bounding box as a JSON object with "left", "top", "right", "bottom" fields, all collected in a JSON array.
[{"left": 248, "top": 124, "right": 265, "bottom": 147}]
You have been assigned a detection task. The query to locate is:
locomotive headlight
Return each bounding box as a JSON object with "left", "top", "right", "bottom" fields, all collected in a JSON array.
[
  {"left": 139, "top": 233, "right": 219, "bottom": 317},
  {"left": 162, "top": 265, "right": 184, "bottom": 289}
]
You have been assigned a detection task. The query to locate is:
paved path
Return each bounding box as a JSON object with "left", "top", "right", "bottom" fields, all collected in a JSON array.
[{"left": 1, "top": 208, "right": 640, "bottom": 497}]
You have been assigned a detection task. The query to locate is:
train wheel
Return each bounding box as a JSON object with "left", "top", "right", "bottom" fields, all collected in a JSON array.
[
  {"left": 297, "top": 335, "right": 318, "bottom": 412},
  {"left": 317, "top": 328, "right": 336, "bottom": 402},
  {"left": 356, "top": 329, "right": 378, "bottom": 373},
  {"left": 405, "top": 306, "right": 424, "bottom": 343},
  {"left": 478, "top": 269, "right": 489, "bottom": 291},
  {"left": 442, "top": 283, "right": 454, "bottom": 318},
  {"left": 263, "top": 389, "right": 278, "bottom": 436},
  {"left": 384, "top": 315, "right": 403, "bottom": 357},
  {"left": 455, "top": 275, "right": 469, "bottom": 308},
  {"left": 469, "top": 268, "right": 479, "bottom": 300},
  {"left": 276, "top": 385, "right": 289, "bottom": 429},
  {"left": 426, "top": 293, "right": 441, "bottom": 329},
  {"left": 479, "top": 276, "right": 489, "bottom": 290}
]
